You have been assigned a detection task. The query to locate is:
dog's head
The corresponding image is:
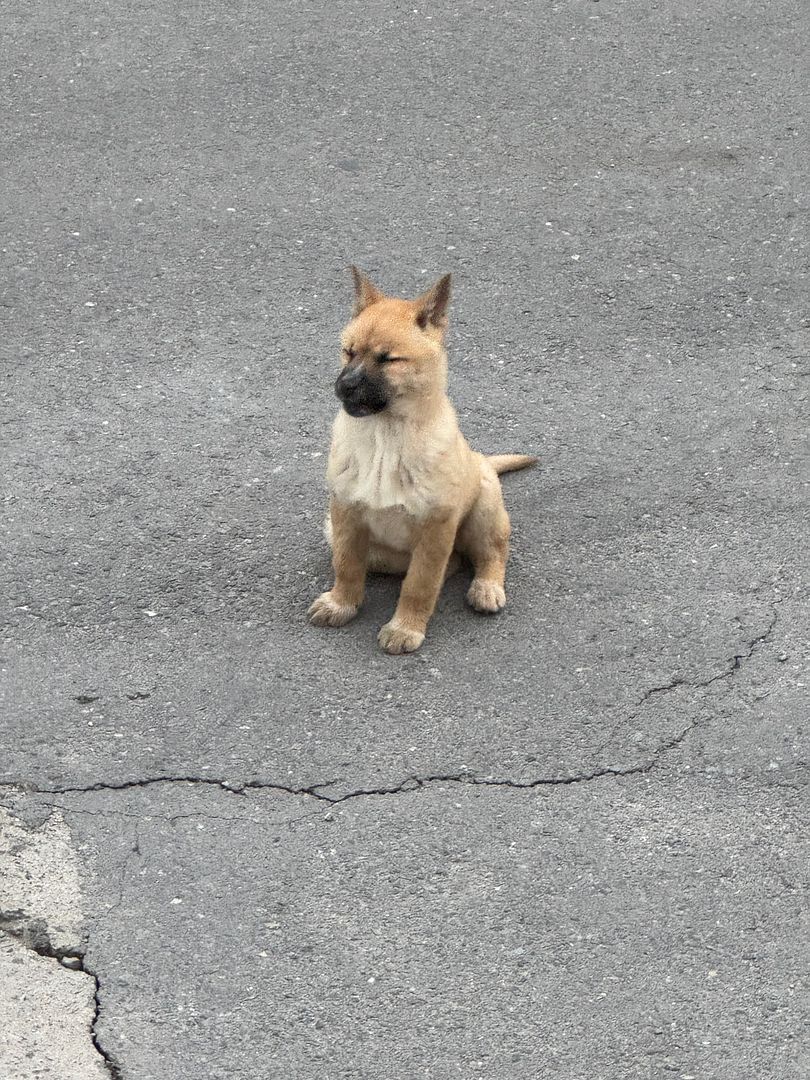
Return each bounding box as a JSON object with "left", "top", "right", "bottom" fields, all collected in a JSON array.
[{"left": 334, "top": 267, "right": 452, "bottom": 419}]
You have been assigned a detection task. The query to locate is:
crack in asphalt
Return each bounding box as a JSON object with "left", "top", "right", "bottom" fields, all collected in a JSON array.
[
  {"left": 1, "top": 610, "right": 780, "bottom": 808},
  {"left": 11, "top": 775, "right": 341, "bottom": 801},
  {"left": 619, "top": 607, "right": 781, "bottom": 763},
  {"left": 635, "top": 609, "right": 779, "bottom": 704},
  {"left": 89, "top": 963, "right": 124, "bottom": 1080},
  {"left": 0, "top": 917, "right": 123, "bottom": 1079}
]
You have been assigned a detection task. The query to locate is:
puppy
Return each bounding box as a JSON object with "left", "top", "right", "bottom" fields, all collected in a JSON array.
[{"left": 308, "top": 267, "right": 536, "bottom": 654}]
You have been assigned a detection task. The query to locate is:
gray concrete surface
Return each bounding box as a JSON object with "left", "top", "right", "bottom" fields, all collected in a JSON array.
[{"left": 1, "top": 0, "right": 807, "bottom": 1077}]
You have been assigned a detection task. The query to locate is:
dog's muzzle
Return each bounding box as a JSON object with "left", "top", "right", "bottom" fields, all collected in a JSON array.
[{"left": 335, "top": 364, "right": 389, "bottom": 417}]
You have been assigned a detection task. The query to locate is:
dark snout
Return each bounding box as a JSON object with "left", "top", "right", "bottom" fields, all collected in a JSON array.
[{"left": 335, "top": 364, "right": 389, "bottom": 418}]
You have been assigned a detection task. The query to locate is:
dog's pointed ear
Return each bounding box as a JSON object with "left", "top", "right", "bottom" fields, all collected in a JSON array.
[
  {"left": 350, "top": 266, "right": 383, "bottom": 316},
  {"left": 415, "top": 273, "right": 452, "bottom": 332}
]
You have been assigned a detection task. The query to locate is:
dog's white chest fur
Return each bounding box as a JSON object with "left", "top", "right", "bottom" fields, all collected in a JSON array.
[{"left": 327, "top": 412, "right": 448, "bottom": 553}]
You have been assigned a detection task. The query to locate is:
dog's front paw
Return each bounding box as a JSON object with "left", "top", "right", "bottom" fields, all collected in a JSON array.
[
  {"left": 378, "top": 621, "right": 425, "bottom": 655},
  {"left": 466, "top": 579, "right": 506, "bottom": 613},
  {"left": 308, "top": 592, "right": 358, "bottom": 628}
]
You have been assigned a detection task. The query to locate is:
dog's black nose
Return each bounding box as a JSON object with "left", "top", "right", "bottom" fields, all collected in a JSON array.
[
  {"left": 334, "top": 364, "right": 389, "bottom": 417},
  {"left": 335, "top": 364, "right": 365, "bottom": 394}
]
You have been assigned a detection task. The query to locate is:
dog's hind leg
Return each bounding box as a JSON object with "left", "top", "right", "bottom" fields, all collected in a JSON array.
[{"left": 456, "top": 466, "right": 511, "bottom": 613}]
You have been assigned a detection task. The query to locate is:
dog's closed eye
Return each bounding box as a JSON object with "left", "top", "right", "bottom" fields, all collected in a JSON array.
[
  {"left": 378, "top": 352, "right": 405, "bottom": 363},
  {"left": 343, "top": 347, "right": 356, "bottom": 360}
]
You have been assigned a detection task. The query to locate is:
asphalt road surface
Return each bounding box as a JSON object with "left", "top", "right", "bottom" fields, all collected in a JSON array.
[{"left": 1, "top": 1, "right": 808, "bottom": 1078}]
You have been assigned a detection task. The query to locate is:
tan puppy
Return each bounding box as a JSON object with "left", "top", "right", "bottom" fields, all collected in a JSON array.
[{"left": 308, "top": 268, "right": 536, "bottom": 654}]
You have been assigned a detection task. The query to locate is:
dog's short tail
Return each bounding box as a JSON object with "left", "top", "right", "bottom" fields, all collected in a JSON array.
[{"left": 487, "top": 454, "right": 539, "bottom": 475}]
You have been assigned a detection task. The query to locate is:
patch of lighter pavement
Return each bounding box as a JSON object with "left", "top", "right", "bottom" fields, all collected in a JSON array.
[{"left": 0, "top": 806, "right": 108, "bottom": 1080}]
